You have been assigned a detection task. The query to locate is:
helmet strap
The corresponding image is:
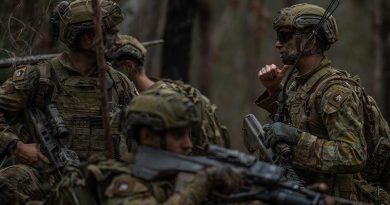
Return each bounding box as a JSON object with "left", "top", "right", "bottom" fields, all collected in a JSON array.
[
  {"left": 295, "top": 30, "right": 324, "bottom": 57},
  {"left": 295, "top": 31, "right": 302, "bottom": 53}
]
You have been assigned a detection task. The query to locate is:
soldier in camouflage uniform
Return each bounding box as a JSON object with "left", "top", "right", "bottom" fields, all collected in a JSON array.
[
  {"left": 0, "top": 0, "right": 137, "bottom": 203},
  {"left": 46, "top": 88, "right": 242, "bottom": 205},
  {"left": 256, "top": 3, "right": 390, "bottom": 203},
  {"left": 110, "top": 34, "right": 230, "bottom": 155}
]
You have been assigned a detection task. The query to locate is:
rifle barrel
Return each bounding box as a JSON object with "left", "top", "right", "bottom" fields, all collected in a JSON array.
[
  {"left": 0, "top": 54, "right": 59, "bottom": 68},
  {"left": 0, "top": 39, "right": 164, "bottom": 69}
]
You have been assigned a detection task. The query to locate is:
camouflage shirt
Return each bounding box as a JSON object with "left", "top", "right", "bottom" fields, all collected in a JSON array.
[
  {"left": 0, "top": 52, "right": 138, "bottom": 160},
  {"left": 255, "top": 58, "right": 366, "bottom": 200},
  {"left": 45, "top": 153, "right": 211, "bottom": 205},
  {"left": 148, "top": 80, "right": 230, "bottom": 155}
]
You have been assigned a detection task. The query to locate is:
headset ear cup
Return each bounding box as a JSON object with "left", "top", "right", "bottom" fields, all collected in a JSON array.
[{"left": 50, "top": 1, "right": 69, "bottom": 41}]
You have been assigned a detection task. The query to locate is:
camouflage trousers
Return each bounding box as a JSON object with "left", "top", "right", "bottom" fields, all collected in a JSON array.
[{"left": 0, "top": 164, "right": 46, "bottom": 204}]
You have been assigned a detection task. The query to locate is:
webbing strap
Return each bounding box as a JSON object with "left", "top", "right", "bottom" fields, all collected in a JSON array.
[{"left": 306, "top": 75, "right": 376, "bottom": 154}]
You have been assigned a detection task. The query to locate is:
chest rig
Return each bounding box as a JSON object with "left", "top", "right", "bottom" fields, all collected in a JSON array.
[
  {"left": 36, "top": 58, "right": 132, "bottom": 160},
  {"left": 285, "top": 67, "right": 344, "bottom": 140}
]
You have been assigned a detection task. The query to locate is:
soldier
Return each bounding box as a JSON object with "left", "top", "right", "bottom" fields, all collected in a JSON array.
[
  {"left": 46, "top": 88, "right": 242, "bottom": 205},
  {"left": 0, "top": 0, "right": 137, "bottom": 203},
  {"left": 109, "top": 34, "right": 230, "bottom": 155},
  {"left": 47, "top": 88, "right": 348, "bottom": 205},
  {"left": 256, "top": 3, "right": 390, "bottom": 203}
]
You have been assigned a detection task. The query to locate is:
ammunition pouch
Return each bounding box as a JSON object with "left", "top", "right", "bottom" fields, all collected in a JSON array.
[{"left": 64, "top": 116, "right": 121, "bottom": 160}]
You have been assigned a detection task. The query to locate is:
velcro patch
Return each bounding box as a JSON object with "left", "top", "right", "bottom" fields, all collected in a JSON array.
[
  {"left": 329, "top": 91, "right": 348, "bottom": 108},
  {"left": 12, "top": 67, "right": 27, "bottom": 81},
  {"left": 105, "top": 174, "right": 147, "bottom": 197}
]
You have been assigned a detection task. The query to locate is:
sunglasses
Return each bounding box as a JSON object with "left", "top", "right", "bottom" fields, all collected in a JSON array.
[{"left": 276, "top": 31, "right": 295, "bottom": 43}]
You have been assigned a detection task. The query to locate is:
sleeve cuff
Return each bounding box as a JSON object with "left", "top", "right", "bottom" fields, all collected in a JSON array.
[
  {"left": 0, "top": 131, "right": 19, "bottom": 155},
  {"left": 293, "top": 132, "right": 317, "bottom": 167},
  {"left": 254, "top": 89, "right": 280, "bottom": 114}
]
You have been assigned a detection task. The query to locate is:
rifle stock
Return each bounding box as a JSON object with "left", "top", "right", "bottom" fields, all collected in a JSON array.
[{"left": 131, "top": 145, "right": 363, "bottom": 205}]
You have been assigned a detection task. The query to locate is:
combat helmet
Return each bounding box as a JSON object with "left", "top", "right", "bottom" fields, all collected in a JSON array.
[
  {"left": 119, "top": 88, "right": 200, "bottom": 143},
  {"left": 51, "top": 0, "right": 123, "bottom": 47},
  {"left": 273, "top": 3, "right": 338, "bottom": 49},
  {"left": 111, "top": 35, "right": 147, "bottom": 66}
]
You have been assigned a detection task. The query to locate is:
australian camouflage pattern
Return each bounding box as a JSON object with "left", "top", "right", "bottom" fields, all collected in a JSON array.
[
  {"left": 148, "top": 79, "right": 230, "bottom": 155},
  {"left": 45, "top": 155, "right": 212, "bottom": 205},
  {"left": 0, "top": 52, "right": 137, "bottom": 159},
  {"left": 256, "top": 58, "right": 370, "bottom": 200},
  {"left": 0, "top": 52, "right": 138, "bottom": 203}
]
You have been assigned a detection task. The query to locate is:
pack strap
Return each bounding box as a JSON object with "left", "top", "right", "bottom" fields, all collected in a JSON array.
[{"left": 306, "top": 75, "right": 376, "bottom": 154}]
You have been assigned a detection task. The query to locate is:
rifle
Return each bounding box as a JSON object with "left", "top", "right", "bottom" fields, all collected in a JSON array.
[
  {"left": 26, "top": 104, "right": 80, "bottom": 181},
  {"left": 243, "top": 114, "right": 305, "bottom": 186},
  {"left": 0, "top": 40, "right": 164, "bottom": 69},
  {"left": 132, "top": 145, "right": 364, "bottom": 205}
]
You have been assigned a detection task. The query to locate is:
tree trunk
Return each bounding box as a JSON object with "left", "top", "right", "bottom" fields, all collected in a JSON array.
[
  {"left": 196, "top": 0, "right": 211, "bottom": 96},
  {"left": 161, "top": 0, "right": 197, "bottom": 82},
  {"left": 372, "top": 0, "right": 382, "bottom": 108},
  {"left": 381, "top": 0, "right": 390, "bottom": 120},
  {"left": 120, "top": 0, "right": 168, "bottom": 77}
]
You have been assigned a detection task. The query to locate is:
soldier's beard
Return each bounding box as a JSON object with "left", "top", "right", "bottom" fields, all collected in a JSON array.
[{"left": 281, "top": 52, "right": 299, "bottom": 65}]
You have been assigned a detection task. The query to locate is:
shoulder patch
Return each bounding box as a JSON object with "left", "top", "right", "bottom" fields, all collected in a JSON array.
[
  {"left": 321, "top": 84, "right": 352, "bottom": 114},
  {"left": 12, "top": 67, "right": 27, "bottom": 81},
  {"left": 329, "top": 90, "right": 348, "bottom": 107},
  {"left": 105, "top": 174, "right": 147, "bottom": 197}
]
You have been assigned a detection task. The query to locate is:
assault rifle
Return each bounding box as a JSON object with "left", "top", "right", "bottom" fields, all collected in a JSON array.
[
  {"left": 132, "top": 145, "right": 363, "bottom": 205},
  {"left": 0, "top": 40, "right": 164, "bottom": 68},
  {"left": 243, "top": 114, "right": 305, "bottom": 186},
  {"left": 26, "top": 104, "right": 80, "bottom": 181}
]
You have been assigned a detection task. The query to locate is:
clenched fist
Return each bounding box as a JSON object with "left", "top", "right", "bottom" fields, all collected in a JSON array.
[{"left": 258, "top": 64, "right": 289, "bottom": 95}]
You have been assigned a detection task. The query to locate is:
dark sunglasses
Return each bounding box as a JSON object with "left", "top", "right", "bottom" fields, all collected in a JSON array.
[{"left": 276, "top": 31, "right": 295, "bottom": 43}]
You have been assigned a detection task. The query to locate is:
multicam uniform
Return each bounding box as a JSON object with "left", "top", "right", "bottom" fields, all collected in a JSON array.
[
  {"left": 47, "top": 156, "right": 211, "bottom": 205},
  {"left": 0, "top": 0, "right": 135, "bottom": 202},
  {"left": 0, "top": 53, "right": 137, "bottom": 203},
  {"left": 256, "top": 58, "right": 369, "bottom": 200},
  {"left": 45, "top": 88, "right": 224, "bottom": 205},
  {"left": 148, "top": 79, "right": 230, "bottom": 155},
  {"left": 256, "top": 3, "right": 390, "bottom": 203},
  {"left": 111, "top": 34, "right": 230, "bottom": 155}
]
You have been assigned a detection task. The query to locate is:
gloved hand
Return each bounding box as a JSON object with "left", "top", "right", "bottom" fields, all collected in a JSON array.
[
  {"left": 263, "top": 122, "right": 302, "bottom": 149},
  {"left": 205, "top": 166, "right": 243, "bottom": 194}
]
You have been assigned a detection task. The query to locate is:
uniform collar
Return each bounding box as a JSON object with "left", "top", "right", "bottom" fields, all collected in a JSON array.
[
  {"left": 294, "top": 57, "right": 331, "bottom": 84},
  {"left": 58, "top": 52, "right": 100, "bottom": 76}
]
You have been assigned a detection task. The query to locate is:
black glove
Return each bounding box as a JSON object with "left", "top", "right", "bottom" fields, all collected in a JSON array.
[{"left": 263, "top": 122, "right": 302, "bottom": 149}]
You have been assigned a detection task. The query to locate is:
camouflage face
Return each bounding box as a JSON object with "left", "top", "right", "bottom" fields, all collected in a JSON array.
[
  {"left": 120, "top": 88, "right": 200, "bottom": 141},
  {"left": 276, "top": 28, "right": 300, "bottom": 65},
  {"left": 51, "top": 0, "right": 124, "bottom": 47},
  {"left": 273, "top": 3, "right": 338, "bottom": 47}
]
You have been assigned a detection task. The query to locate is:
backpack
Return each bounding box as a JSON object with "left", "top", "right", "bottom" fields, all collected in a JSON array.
[
  {"left": 307, "top": 71, "right": 390, "bottom": 191},
  {"left": 156, "top": 79, "right": 231, "bottom": 154}
]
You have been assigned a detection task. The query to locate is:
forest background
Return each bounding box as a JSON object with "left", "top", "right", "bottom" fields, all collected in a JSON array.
[{"left": 0, "top": 0, "right": 388, "bottom": 151}]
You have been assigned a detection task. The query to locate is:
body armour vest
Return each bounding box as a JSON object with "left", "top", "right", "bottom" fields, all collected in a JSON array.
[
  {"left": 35, "top": 55, "right": 136, "bottom": 160},
  {"left": 285, "top": 63, "right": 363, "bottom": 199}
]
